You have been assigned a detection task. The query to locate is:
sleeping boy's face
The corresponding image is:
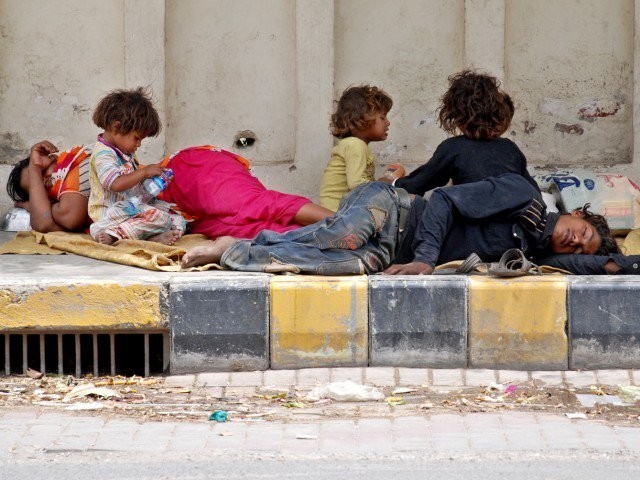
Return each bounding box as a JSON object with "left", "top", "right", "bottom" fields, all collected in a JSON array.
[{"left": 550, "top": 213, "right": 602, "bottom": 255}]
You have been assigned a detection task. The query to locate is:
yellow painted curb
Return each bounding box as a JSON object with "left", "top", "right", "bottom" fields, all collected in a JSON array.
[
  {"left": 0, "top": 284, "right": 164, "bottom": 330},
  {"left": 468, "top": 276, "right": 568, "bottom": 369},
  {"left": 270, "top": 275, "right": 368, "bottom": 369}
]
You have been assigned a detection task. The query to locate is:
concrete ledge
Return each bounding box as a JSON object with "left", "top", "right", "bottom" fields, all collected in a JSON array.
[
  {"left": 0, "top": 281, "right": 165, "bottom": 330},
  {"left": 369, "top": 276, "right": 467, "bottom": 368},
  {"left": 468, "top": 276, "right": 568, "bottom": 370},
  {"left": 169, "top": 276, "right": 270, "bottom": 373},
  {"left": 269, "top": 276, "right": 368, "bottom": 369},
  {"left": 568, "top": 276, "right": 640, "bottom": 369}
]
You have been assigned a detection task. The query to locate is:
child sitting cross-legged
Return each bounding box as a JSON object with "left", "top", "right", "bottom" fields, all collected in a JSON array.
[{"left": 88, "top": 87, "right": 186, "bottom": 246}]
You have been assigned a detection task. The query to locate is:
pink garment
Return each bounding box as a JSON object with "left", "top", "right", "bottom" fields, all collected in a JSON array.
[{"left": 163, "top": 147, "right": 310, "bottom": 239}]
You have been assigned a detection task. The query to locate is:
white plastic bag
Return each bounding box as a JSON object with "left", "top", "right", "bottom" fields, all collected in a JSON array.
[{"left": 306, "top": 380, "right": 384, "bottom": 402}]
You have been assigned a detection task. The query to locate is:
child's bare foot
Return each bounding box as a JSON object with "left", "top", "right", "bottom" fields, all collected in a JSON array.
[
  {"left": 95, "top": 232, "right": 117, "bottom": 245},
  {"left": 182, "top": 236, "right": 238, "bottom": 268},
  {"left": 148, "top": 230, "right": 182, "bottom": 246}
]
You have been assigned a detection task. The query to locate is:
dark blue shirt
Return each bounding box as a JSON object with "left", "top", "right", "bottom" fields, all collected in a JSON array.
[
  {"left": 395, "top": 174, "right": 640, "bottom": 275},
  {"left": 395, "top": 136, "right": 540, "bottom": 195}
]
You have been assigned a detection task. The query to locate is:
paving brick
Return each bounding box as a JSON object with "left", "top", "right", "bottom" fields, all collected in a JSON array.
[
  {"left": 632, "top": 370, "right": 640, "bottom": 385},
  {"left": 432, "top": 368, "right": 464, "bottom": 386},
  {"left": 392, "top": 416, "right": 430, "bottom": 451},
  {"left": 244, "top": 423, "right": 283, "bottom": 451},
  {"left": 294, "top": 368, "right": 330, "bottom": 387},
  {"left": 397, "top": 367, "right": 429, "bottom": 386},
  {"left": 530, "top": 370, "right": 564, "bottom": 386},
  {"left": 163, "top": 375, "right": 196, "bottom": 388},
  {"left": 330, "top": 367, "right": 364, "bottom": 382},
  {"left": 270, "top": 276, "right": 368, "bottom": 369},
  {"left": 369, "top": 276, "right": 467, "bottom": 367},
  {"left": 196, "top": 372, "right": 230, "bottom": 387},
  {"left": 496, "top": 370, "right": 530, "bottom": 384},
  {"left": 469, "top": 276, "right": 568, "bottom": 370},
  {"left": 363, "top": 367, "right": 396, "bottom": 386},
  {"left": 569, "top": 277, "right": 640, "bottom": 369},
  {"left": 465, "top": 369, "right": 497, "bottom": 387},
  {"left": 564, "top": 370, "right": 598, "bottom": 388},
  {"left": 281, "top": 424, "right": 320, "bottom": 454},
  {"left": 596, "top": 369, "right": 632, "bottom": 386},
  {"left": 263, "top": 369, "right": 297, "bottom": 387},
  {"left": 169, "top": 276, "right": 270, "bottom": 373},
  {"left": 229, "top": 370, "right": 263, "bottom": 387},
  {"left": 224, "top": 386, "right": 257, "bottom": 398}
]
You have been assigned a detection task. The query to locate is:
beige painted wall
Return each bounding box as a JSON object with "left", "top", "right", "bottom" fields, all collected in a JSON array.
[{"left": 1, "top": 0, "right": 639, "bottom": 216}]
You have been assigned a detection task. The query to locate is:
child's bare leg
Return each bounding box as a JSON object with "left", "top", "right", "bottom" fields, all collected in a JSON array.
[
  {"left": 293, "top": 203, "right": 333, "bottom": 225},
  {"left": 95, "top": 232, "right": 117, "bottom": 245},
  {"left": 147, "top": 230, "right": 182, "bottom": 246},
  {"left": 182, "top": 236, "right": 238, "bottom": 268}
]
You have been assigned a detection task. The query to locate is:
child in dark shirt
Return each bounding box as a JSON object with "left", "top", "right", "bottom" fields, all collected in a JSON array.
[{"left": 387, "top": 70, "right": 539, "bottom": 195}]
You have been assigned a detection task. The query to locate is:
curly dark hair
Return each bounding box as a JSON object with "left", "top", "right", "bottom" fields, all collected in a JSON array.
[
  {"left": 577, "top": 203, "right": 621, "bottom": 255},
  {"left": 331, "top": 85, "right": 393, "bottom": 139},
  {"left": 92, "top": 87, "right": 161, "bottom": 137},
  {"left": 6, "top": 157, "right": 30, "bottom": 202},
  {"left": 438, "top": 70, "right": 514, "bottom": 140}
]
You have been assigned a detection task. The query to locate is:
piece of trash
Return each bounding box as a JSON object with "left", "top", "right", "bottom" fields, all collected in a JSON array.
[
  {"left": 505, "top": 384, "right": 517, "bottom": 396},
  {"left": 575, "top": 393, "right": 629, "bottom": 408},
  {"left": 218, "top": 431, "right": 234, "bottom": 436},
  {"left": 306, "top": 381, "right": 384, "bottom": 402},
  {"left": 209, "top": 410, "right": 228, "bottom": 422},
  {"left": 244, "top": 411, "right": 277, "bottom": 418},
  {"left": 421, "top": 401, "right": 434, "bottom": 409},
  {"left": 282, "top": 401, "right": 305, "bottom": 409},
  {"left": 488, "top": 382, "right": 505, "bottom": 393},
  {"left": 386, "top": 396, "right": 405, "bottom": 406},
  {"left": 296, "top": 434, "right": 317, "bottom": 440},
  {"left": 618, "top": 385, "right": 640, "bottom": 403},
  {"left": 63, "top": 383, "right": 121, "bottom": 402},
  {"left": 565, "top": 412, "right": 587, "bottom": 419},
  {"left": 65, "top": 402, "right": 107, "bottom": 411},
  {"left": 391, "top": 387, "right": 417, "bottom": 395},
  {"left": 26, "top": 368, "right": 43, "bottom": 379},
  {"left": 177, "top": 388, "right": 192, "bottom": 394}
]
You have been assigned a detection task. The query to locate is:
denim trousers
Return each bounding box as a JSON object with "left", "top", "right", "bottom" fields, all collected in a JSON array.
[{"left": 221, "top": 182, "right": 410, "bottom": 275}]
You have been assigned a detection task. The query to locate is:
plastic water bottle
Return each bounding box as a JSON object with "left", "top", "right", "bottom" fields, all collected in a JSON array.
[
  {"left": 142, "top": 168, "right": 174, "bottom": 197},
  {"left": 124, "top": 168, "right": 174, "bottom": 215}
]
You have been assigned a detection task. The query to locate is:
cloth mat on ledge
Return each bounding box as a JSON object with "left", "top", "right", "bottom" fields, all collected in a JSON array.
[{"left": 0, "top": 231, "right": 220, "bottom": 272}]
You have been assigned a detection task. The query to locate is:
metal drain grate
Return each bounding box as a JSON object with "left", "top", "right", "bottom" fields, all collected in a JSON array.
[{"left": 1, "top": 331, "right": 169, "bottom": 377}]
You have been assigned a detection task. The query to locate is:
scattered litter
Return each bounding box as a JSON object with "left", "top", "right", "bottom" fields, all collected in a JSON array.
[
  {"left": 391, "top": 387, "right": 417, "bottom": 395},
  {"left": 618, "top": 386, "right": 640, "bottom": 403},
  {"left": 385, "top": 396, "right": 405, "bottom": 406},
  {"left": 26, "top": 368, "right": 43, "bottom": 379},
  {"left": 245, "top": 411, "right": 276, "bottom": 418},
  {"left": 209, "top": 410, "right": 228, "bottom": 422},
  {"left": 63, "top": 383, "right": 121, "bottom": 402},
  {"left": 505, "top": 384, "right": 518, "bottom": 396},
  {"left": 421, "top": 401, "right": 434, "bottom": 409},
  {"left": 565, "top": 412, "right": 588, "bottom": 419},
  {"left": 218, "top": 431, "right": 234, "bottom": 436},
  {"left": 296, "top": 434, "right": 317, "bottom": 440},
  {"left": 575, "top": 394, "right": 629, "bottom": 408},
  {"left": 306, "top": 381, "right": 384, "bottom": 402},
  {"left": 488, "top": 382, "right": 505, "bottom": 393},
  {"left": 65, "top": 402, "right": 107, "bottom": 411},
  {"left": 282, "top": 401, "right": 305, "bottom": 409}
]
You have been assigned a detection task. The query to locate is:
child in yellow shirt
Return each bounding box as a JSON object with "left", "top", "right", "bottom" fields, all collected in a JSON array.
[{"left": 319, "top": 85, "right": 393, "bottom": 211}]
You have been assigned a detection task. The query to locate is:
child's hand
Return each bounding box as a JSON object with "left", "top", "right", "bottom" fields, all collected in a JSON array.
[
  {"left": 142, "top": 163, "right": 165, "bottom": 179},
  {"left": 29, "top": 140, "right": 58, "bottom": 170},
  {"left": 378, "top": 163, "right": 406, "bottom": 183}
]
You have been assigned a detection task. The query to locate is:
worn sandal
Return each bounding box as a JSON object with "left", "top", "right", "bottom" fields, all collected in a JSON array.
[
  {"left": 488, "top": 248, "right": 542, "bottom": 277},
  {"left": 434, "top": 252, "right": 483, "bottom": 275}
]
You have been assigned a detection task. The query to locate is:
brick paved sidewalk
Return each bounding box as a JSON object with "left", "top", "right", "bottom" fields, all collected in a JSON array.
[{"left": 1, "top": 409, "right": 639, "bottom": 459}]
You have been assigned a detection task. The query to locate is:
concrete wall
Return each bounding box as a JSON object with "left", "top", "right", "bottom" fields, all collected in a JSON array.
[{"left": 1, "top": 0, "right": 639, "bottom": 216}]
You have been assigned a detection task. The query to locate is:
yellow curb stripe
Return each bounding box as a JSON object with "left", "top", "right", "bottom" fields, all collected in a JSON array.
[
  {"left": 468, "top": 276, "right": 568, "bottom": 368},
  {"left": 270, "top": 276, "right": 368, "bottom": 368},
  {"left": 0, "top": 284, "right": 163, "bottom": 330}
]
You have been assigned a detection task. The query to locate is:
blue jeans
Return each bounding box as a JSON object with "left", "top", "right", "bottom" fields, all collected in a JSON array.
[{"left": 221, "top": 182, "right": 410, "bottom": 275}]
